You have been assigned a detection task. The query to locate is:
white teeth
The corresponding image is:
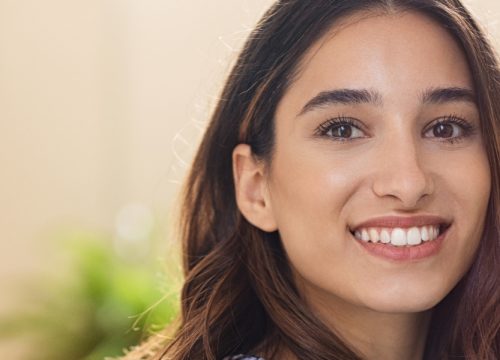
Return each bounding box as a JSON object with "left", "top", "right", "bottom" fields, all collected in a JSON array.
[
  {"left": 391, "top": 228, "right": 407, "bottom": 246},
  {"left": 407, "top": 227, "right": 421, "bottom": 245},
  {"left": 369, "top": 228, "right": 380, "bottom": 243},
  {"left": 380, "top": 229, "right": 391, "bottom": 243},
  {"left": 352, "top": 225, "right": 442, "bottom": 246},
  {"left": 421, "top": 226, "right": 429, "bottom": 241}
]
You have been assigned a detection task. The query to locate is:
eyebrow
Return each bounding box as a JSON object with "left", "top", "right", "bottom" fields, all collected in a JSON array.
[
  {"left": 298, "top": 86, "right": 476, "bottom": 116},
  {"left": 299, "top": 89, "right": 382, "bottom": 115},
  {"left": 421, "top": 87, "right": 476, "bottom": 104}
]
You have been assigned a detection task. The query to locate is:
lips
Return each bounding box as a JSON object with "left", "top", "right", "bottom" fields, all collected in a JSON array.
[
  {"left": 350, "top": 215, "right": 451, "bottom": 231},
  {"left": 350, "top": 216, "right": 451, "bottom": 244},
  {"left": 349, "top": 215, "right": 452, "bottom": 261},
  {"left": 353, "top": 225, "right": 442, "bottom": 246}
]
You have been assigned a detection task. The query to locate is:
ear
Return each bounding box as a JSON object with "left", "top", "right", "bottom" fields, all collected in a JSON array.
[{"left": 232, "top": 143, "right": 278, "bottom": 232}]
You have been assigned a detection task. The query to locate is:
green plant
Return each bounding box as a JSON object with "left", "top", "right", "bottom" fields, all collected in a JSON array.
[{"left": 1, "top": 229, "right": 180, "bottom": 360}]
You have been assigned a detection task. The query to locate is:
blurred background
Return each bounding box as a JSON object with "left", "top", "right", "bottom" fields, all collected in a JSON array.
[{"left": 0, "top": 1, "right": 498, "bottom": 359}]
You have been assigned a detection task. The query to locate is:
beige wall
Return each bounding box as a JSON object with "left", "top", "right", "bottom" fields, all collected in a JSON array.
[
  {"left": 0, "top": 0, "right": 272, "bottom": 280},
  {"left": 0, "top": 1, "right": 275, "bottom": 356},
  {"left": 0, "top": 0, "right": 498, "bottom": 356}
]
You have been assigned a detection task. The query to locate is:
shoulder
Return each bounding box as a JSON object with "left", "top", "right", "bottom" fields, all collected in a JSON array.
[{"left": 223, "top": 355, "right": 265, "bottom": 360}]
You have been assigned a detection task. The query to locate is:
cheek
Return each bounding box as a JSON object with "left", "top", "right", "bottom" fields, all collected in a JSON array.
[
  {"left": 432, "top": 147, "right": 491, "bottom": 287},
  {"left": 267, "top": 144, "right": 367, "bottom": 288},
  {"left": 268, "top": 145, "right": 363, "bottom": 232},
  {"left": 464, "top": 158, "right": 491, "bottom": 207},
  {"left": 441, "top": 146, "right": 491, "bottom": 228}
]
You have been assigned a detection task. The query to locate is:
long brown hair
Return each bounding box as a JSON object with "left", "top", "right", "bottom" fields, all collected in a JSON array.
[{"left": 156, "top": 1, "right": 500, "bottom": 359}]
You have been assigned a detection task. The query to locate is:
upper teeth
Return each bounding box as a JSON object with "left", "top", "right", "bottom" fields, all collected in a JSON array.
[{"left": 353, "top": 225, "right": 440, "bottom": 246}]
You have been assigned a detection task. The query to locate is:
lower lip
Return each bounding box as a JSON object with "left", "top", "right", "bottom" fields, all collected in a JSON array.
[{"left": 353, "top": 227, "right": 449, "bottom": 262}]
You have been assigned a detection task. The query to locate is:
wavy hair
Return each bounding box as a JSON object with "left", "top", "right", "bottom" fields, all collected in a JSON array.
[{"left": 151, "top": 1, "right": 500, "bottom": 359}]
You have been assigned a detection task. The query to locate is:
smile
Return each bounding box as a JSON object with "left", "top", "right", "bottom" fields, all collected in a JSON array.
[
  {"left": 348, "top": 215, "right": 453, "bottom": 261},
  {"left": 352, "top": 224, "right": 447, "bottom": 246}
]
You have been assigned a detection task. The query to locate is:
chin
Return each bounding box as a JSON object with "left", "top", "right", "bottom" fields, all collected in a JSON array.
[
  {"left": 355, "top": 279, "right": 455, "bottom": 314},
  {"left": 367, "top": 300, "right": 437, "bottom": 314}
]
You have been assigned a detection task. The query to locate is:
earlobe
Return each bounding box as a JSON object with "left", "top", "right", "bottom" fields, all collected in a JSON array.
[{"left": 232, "top": 144, "right": 278, "bottom": 232}]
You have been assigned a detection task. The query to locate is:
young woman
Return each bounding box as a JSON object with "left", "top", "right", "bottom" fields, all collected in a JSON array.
[{"left": 124, "top": 0, "right": 500, "bottom": 359}]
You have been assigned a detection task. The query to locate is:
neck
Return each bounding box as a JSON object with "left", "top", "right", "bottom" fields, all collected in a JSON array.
[
  {"left": 264, "top": 303, "right": 431, "bottom": 360},
  {"left": 307, "top": 289, "right": 432, "bottom": 360},
  {"left": 330, "top": 306, "right": 431, "bottom": 360}
]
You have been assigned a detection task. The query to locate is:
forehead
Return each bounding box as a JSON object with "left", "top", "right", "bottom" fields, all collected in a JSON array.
[{"left": 277, "top": 10, "right": 473, "bottom": 116}]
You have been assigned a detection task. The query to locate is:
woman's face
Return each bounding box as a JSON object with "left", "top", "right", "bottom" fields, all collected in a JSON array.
[{"left": 266, "top": 12, "right": 491, "bottom": 314}]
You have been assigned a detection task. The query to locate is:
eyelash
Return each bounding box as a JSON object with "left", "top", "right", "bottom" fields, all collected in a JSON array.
[
  {"left": 314, "top": 114, "right": 477, "bottom": 144},
  {"left": 428, "top": 116, "right": 476, "bottom": 144},
  {"left": 315, "top": 116, "right": 361, "bottom": 141}
]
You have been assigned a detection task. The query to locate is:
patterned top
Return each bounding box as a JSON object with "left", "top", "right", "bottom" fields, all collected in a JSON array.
[{"left": 223, "top": 355, "right": 265, "bottom": 360}]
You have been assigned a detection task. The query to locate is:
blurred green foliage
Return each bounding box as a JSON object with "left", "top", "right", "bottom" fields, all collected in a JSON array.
[{"left": 0, "top": 229, "right": 181, "bottom": 360}]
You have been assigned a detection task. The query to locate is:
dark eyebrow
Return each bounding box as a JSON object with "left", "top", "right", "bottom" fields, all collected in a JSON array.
[
  {"left": 421, "top": 87, "right": 476, "bottom": 104},
  {"left": 298, "top": 88, "right": 382, "bottom": 116}
]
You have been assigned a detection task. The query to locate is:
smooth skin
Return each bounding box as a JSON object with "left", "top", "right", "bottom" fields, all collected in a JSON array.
[{"left": 233, "top": 11, "right": 491, "bottom": 360}]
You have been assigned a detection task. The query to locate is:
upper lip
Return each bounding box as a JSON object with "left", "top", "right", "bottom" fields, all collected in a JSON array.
[{"left": 350, "top": 215, "right": 451, "bottom": 232}]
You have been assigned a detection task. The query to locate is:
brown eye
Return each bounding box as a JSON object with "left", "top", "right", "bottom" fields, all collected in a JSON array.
[
  {"left": 315, "top": 116, "right": 366, "bottom": 141},
  {"left": 332, "top": 124, "right": 353, "bottom": 138},
  {"left": 423, "top": 115, "right": 476, "bottom": 144},
  {"left": 433, "top": 123, "right": 454, "bottom": 138}
]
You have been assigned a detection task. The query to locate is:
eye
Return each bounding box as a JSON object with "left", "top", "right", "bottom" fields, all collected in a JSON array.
[
  {"left": 314, "top": 116, "right": 366, "bottom": 141},
  {"left": 423, "top": 115, "right": 476, "bottom": 144}
]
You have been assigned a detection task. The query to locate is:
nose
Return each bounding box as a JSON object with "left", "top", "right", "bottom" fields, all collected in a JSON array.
[{"left": 371, "top": 134, "right": 434, "bottom": 208}]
